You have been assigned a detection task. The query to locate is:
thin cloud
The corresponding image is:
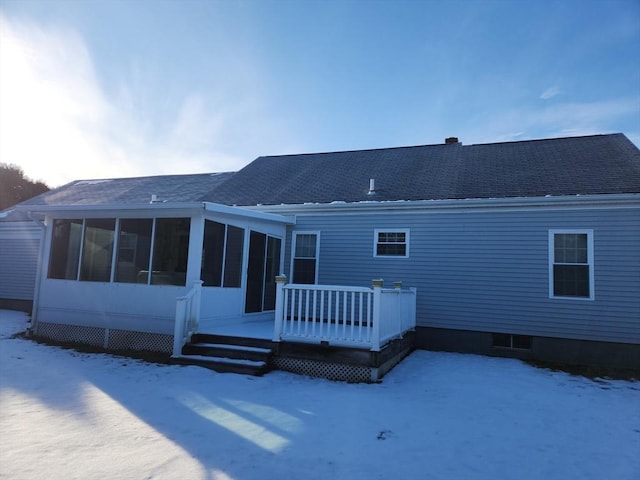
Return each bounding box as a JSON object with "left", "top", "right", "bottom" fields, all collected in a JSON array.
[
  {"left": 0, "top": 14, "right": 276, "bottom": 188},
  {"left": 0, "top": 15, "right": 129, "bottom": 186},
  {"left": 461, "top": 98, "right": 640, "bottom": 145},
  {"left": 540, "top": 85, "right": 561, "bottom": 100}
]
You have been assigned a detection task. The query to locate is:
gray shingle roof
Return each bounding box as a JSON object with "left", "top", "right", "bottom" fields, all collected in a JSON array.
[
  {"left": 19, "top": 172, "right": 235, "bottom": 207},
  {"left": 13, "top": 133, "right": 640, "bottom": 209},
  {"left": 206, "top": 133, "right": 640, "bottom": 206}
]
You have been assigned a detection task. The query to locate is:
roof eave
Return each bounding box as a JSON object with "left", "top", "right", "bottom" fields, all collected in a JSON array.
[
  {"left": 12, "top": 202, "right": 206, "bottom": 213},
  {"left": 247, "top": 193, "right": 640, "bottom": 213},
  {"left": 12, "top": 201, "right": 295, "bottom": 224},
  {"left": 204, "top": 202, "right": 295, "bottom": 224}
]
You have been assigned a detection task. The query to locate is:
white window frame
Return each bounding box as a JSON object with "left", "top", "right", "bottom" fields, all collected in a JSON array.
[
  {"left": 548, "top": 229, "right": 594, "bottom": 300},
  {"left": 290, "top": 231, "right": 320, "bottom": 284},
  {"left": 374, "top": 229, "right": 410, "bottom": 258}
]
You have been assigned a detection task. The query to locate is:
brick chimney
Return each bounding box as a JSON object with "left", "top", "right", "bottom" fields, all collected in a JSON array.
[{"left": 445, "top": 137, "right": 460, "bottom": 144}]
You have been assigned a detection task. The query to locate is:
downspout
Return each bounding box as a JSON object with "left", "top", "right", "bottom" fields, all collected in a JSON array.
[{"left": 27, "top": 211, "right": 46, "bottom": 335}]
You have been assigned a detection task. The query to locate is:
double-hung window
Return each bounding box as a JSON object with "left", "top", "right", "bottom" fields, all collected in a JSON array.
[
  {"left": 291, "top": 232, "right": 319, "bottom": 284},
  {"left": 549, "top": 229, "right": 594, "bottom": 299},
  {"left": 374, "top": 229, "right": 409, "bottom": 257}
]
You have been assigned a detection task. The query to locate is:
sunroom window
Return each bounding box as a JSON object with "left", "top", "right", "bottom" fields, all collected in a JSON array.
[
  {"left": 223, "top": 225, "right": 244, "bottom": 288},
  {"left": 48, "top": 219, "right": 83, "bottom": 279},
  {"left": 115, "top": 219, "right": 152, "bottom": 283},
  {"left": 47, "top": 217, "right": 191, "bottom": 286},
  {"left": 151, "top": 218, "right": 190, "bottom": 286},
  {"left": 80, "top": 219, "right": 116, "bottom": 282},
  {"left": 201, "top": 220, "right": 245, "bottom": 288}
]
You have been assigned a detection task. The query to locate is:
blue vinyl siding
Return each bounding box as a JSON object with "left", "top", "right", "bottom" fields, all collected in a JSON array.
[{"left": 281, "top": 205, "right": 640, "bottom": 344}]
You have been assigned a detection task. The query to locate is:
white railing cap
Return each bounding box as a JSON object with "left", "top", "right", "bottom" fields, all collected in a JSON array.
[{"left": 285, "top": 283, "right": 373, "bottom": 293}]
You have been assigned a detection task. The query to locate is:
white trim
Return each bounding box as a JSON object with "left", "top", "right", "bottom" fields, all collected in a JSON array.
[
  {"left": 240, "top": 228, "right": 250, "bottom": 303},
  {"left": 31, "top": 219, "right": 47, "bottom": 327},
  {"left": 186, "top": 213, "right": 205, "bottom": 286},
  {"left": 374, "top": 228, "right": 410, "bottom": 258},
  {"left": 260, "top": 232, "right": 269, "bottom": 310},
  {"left": 109, "top": 218, "right": 120, "bottom": 283},
  {"left": 76, "top": 219, "right": 86, "bottom": 281},
  {"left": 290, "top": 231, "right": 320, "bottom": 284},
  {"left": 14, "top": 201, "right": 295, "bottom": 225},
  {"left": 221, "top": 223, "right": 229, "bottom": 285},
  {"left": 146, "top": 218, "right": 157, "bottom": 285},
  {"left": 204, "top": 202, "right": 294, "bottom": 224},
  {"left": 548, "top": 229, "right": 594, "bottom": 300}
]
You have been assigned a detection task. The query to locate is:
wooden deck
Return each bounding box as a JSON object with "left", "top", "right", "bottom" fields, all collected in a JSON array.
[
  {"left": 172, "top": 280, "right": 417, "bottom": 381},
  {"left": 197, "top": 317, "right": 275, "bottom": 339},
  {"left": 174, "top": 316, "right": 415, "bottom": 382}
]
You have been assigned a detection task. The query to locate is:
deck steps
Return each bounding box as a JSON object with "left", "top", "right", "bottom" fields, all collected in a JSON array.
[{"left": 174, "top": 333, "right": 274, "bottom": 376}]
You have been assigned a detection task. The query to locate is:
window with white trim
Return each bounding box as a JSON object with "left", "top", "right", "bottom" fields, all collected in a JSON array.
[
  {"left": 291, "top": 232, "right": 319, "bottom": 284},
  {"left": 549, "top": 230, "right": 594, "bottom": 299},
  {"left": 374, "top": 229, "right": 409, "bottom": 257}
]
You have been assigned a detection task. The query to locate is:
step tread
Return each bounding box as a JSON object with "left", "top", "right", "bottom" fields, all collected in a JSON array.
[
  {"left": 176, "top": 354, "right": 266, "bottom": 367},
  {"left": 190, "top": 343, "right": 272, "bottom": 354},
  {"left": 191, "top": 333, "right": 273, "bottom": 348}
]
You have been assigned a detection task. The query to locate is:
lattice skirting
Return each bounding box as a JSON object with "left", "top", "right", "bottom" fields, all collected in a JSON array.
[
  {"left": 107, "top": 329, "right": 173, "bottom": 353},
  {"left": 35, "top": 322, "right": 173, "bottom": 354},
  {"left": 272, "top": 357, "right": 376, "bottom": 383},
  {"left": 36, "top": 322, "right": 105, "bottom": 348}
]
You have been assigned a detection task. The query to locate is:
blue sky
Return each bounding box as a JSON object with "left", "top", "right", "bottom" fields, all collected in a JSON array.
[{"left": 1, "top": 0, "right": 639, "bottom": 187}]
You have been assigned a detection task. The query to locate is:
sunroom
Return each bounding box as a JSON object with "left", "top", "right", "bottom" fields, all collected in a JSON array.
[
  {"left": 23, "top": 199, "right": 417, "bottom": 381},
  {"left": 28, "top": 201, "right": 293, "bottom": 353}
]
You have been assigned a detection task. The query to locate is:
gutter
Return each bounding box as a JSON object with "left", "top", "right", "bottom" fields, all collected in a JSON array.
[
  {"left": 247, "top": 193, "right": 640, "bottom": 215},
  {"left": 11, "top": 201, "right": 207, "bottom": 213}
]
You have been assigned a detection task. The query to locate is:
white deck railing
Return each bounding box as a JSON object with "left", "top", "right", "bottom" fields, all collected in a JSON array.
[
  {"left": 172, "top": 280, "right": 203, "bottom": 357},
  {"left": 273, "top": 277, "right": 416, "bottom": 351}
]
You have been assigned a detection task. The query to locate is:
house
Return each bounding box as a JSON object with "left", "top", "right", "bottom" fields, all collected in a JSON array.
[{"left": 2, "top": 133, "right": 639, "bottom": 378}]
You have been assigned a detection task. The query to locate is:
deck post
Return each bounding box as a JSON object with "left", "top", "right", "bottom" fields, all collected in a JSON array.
[
  {"left": 371, "top": 279, "right": 383, "bottom": 351},
  {"left": 172, "top": 298, "right": 186, "bottom": 358},
  {"left": 192, "top": 280, "right": 203, "bottom": 338},
  {"left": 273, "top": 275, "right": 287, "bottom": 342},
  {"left": 394, "top": 281, "right": 402, "bottom": 335}
]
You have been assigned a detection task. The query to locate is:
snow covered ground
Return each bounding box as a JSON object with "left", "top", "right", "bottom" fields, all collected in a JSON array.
[{"left": 1, "top": 309, "right": 638, "bottom": 480}]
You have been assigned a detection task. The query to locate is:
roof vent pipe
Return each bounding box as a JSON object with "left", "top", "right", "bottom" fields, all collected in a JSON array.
[
  {"left": 368, "top": 178, "right": 376, "bottom": 195},
  {"left": 150, "top": 194, "right": 158, "bottom": 203}
]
